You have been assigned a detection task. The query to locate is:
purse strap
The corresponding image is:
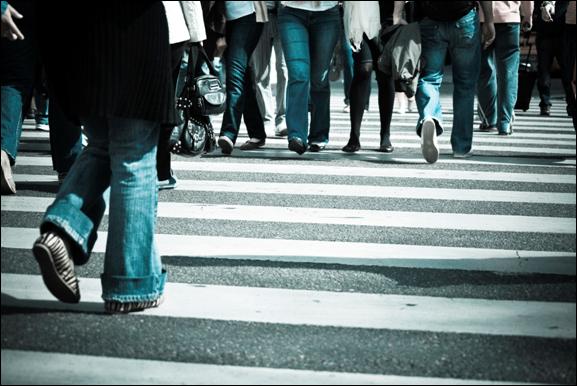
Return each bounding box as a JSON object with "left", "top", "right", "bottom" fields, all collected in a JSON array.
[
  {"left": 185, "top": 44, "right": 221, "bottom": 83},
  {"left": 521, "top": 32, "right": 533, "bottom": 66}
]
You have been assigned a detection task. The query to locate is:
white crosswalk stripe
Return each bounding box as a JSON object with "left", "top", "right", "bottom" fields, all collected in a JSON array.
[
  {"left": 2, "top": 91, "right": 575, "bottom": 385},
  {"left": 3, "top": 273, "right": 574, "bottom": 338},
  {"left": 1, "top": 350, "right": 540, "bottom": 386},
  {"left": 3, "top": 227, "right": 575, "bottom": 275},
  {"left": 12, "top": 175, "right": 576, "bottom": 204},
  {"left": 2, "top": 196, "right": 575, "bottom": 233}
]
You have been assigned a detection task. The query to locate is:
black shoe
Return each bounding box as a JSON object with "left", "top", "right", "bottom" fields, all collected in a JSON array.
[
  {"left": 498, "top": 127, "right": 513, "bottom": 136},
  {"left": 479, "top": 123, "right": 497, "bottom": 132},
  {"left": 308, "top": 143, "right": 325, "bottom": 152},
  {"left": 239, "top": 138, "right": 266, "bottom": 150},
  {"left": 342, "top": 143, "right": 361, "bottom": 153},
  {"left": 540, "top": 105, "right": 551, "bottom": 116},
  {"left": 377, "top": 144, "right": 394, "bottom": 153},
  {"left": 288, "top": 138, "right": 306, "bottom": 155}
]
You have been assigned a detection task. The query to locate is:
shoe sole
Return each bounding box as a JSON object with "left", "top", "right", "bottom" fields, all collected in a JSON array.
[
  {"left": 421, "top": 120, "right": 439, "bottom": 164},
  {"left": 1, "top": 153, "right": 16, "bottom": 194},
  {"left": 217, "top": 137, "right": 233, "bottom": 155},
  {"left": 377, "top": 143, "right": 395, "bottom": 153},
  {"left": 158, "top": 183, "right": 177, "bottom": 191},
  {"left": 33, "top": 242, "right": 80, "bottom": 303},
  {"left": 105, "top": 295, "right": 164, "bottom": 314}
]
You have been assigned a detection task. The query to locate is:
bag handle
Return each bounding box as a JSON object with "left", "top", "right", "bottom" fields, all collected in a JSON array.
[
  {"left": 185, "top": 44, "right": 221, "bottom": 82},
  {"left": 521, "top": 32, "right": 533, "bottom": 66}
]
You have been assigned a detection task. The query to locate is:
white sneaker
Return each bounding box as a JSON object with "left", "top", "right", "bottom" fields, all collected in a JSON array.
[
  {"left": 395, "top": 93, "right": 407, "bottom": 114},
  {"left": 275, "top": 125, "right": 288, "bottom": 137},
  {"left": 421, "top": 118, "right": 439, "bottom": 164},
  {"left": 36, "top": 123, "right": 50, "bottom": 131},
  {"left": 407, "top": 98, "right": 417, "bottom": 113},
  {"left": 217, "top": 135, "right": 234, "bottom": 155},
  {"left": 1, "top": 150, "right": 16, "bottom": 194},
  {"left": 395, "top": 100, "right": 407, "bottom": 115}
]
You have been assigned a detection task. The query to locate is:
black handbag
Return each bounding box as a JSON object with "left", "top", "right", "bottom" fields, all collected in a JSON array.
[
  {"left": 515, "top": 33, "right": 538, "bottom": 112},
  {"left": 169, "top": 46, "right": 221, "bottom": 157},
  {"left": 169, "top": 112, "right": 215, "bottom": 157},
  {"left": 188, "top": 46, "right": 226, "bottom": 116}
]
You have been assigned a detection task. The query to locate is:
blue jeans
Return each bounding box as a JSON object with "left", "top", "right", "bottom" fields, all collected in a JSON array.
[
  {"left": 41, "top": 117, "right": 165, "bottom": 302},
  {"left": 1, "top": 86, "right": 25, "bottom": 164},
  {"left": 478, "top": 23, "right": 520, "bottom": 133},
  {"left": 220, "top": 13, "right": 265, "bottom": 143},
  {"left": 279, "top": 5, "right": 340, "bottom": 146},
  {"left": 34, "top": 91, "right": 49, "bottom": 125},
  {"left": 416, "top": 9, "right": 481, "bottom": 155}
]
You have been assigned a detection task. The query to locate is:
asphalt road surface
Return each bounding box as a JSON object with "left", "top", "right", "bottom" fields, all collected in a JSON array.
[{"left": 2, "top": 83, "right": 575, "bottom": 385}]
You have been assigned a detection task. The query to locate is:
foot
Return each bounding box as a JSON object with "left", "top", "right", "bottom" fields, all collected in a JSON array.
[
  {"left": 478, "top": 123, "right": 497, "bottom": 132},
  {"left": 239, "top": 138, "right": 266, "bottom": 151},
  {"left": 308, "top": 143, "right": 326, "bottom": 152},
  {"left": 57, "top": 172, "right": 68, "bottom": 186},
  {"left": 407, "top": 98, "right": 417, "bottom": 113},
  {"left": 36, "top": 123, "right": 50, "bottom": 132},
  {"left": 453, "top": 150, "right": 473, "bottom": 159},
  {"left": 498, "top": 128, "right": 513, "bottom": 136},
  {"left": 288, "top": 138, "right": 306, "bottom": 155},
  {"left": 377, "top": 137, "right": 394, "bottom": 153},
  {"left": 421, "top": 118, "right": 439, "bottom": 164},
  {"left": 1, "top": 150, "right": 16, "bottom": 195},
  {"left": 377, "top": 144, "right": 394, "bottom": 153},
  {"left": 275, "top": 126, "right": 288, "bottom": 137},
  {"left": 217, "top": 136, "right": 234, "bottom": 155},
  {"left": 158, "top": 171, "right": 178, "bottom": 190},
  {"left": 540, "top": 105, "right": 551, "bottom": 116},
  {"left": 105, "top": 295, "right": 164, "bottom": 314},
  {"left": 32, "top": 231, "right": 80, "bottom": 303},
  {"left": 342, "top": 142, "right": 361, "bottom": 153},
  {"left": 342, "top": 104, "right": 350, "bottom": 113}
]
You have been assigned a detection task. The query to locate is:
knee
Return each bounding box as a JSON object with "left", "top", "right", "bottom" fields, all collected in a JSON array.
[
  {"left": 310, "top": 71, "right": 329, "bottom": 91},
  {"left": 287, "top": 60, "right": 309, "bottom": 84},
  {"left": 354, "top": 62, "right": 373, "bottom": 80}
]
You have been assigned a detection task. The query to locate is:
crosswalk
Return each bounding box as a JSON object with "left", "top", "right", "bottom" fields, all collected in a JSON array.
[{"left": 1, "top": 87, "right": 576, "bottom": 384}]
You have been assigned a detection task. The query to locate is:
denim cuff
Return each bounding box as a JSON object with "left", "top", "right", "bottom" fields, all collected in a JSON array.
[
  {"left": 101, "top": 269, "right": 167, "bottom": 302},
  {"left": 416, "top": 117, "right": 444, "bottom": 137},
  {"left": 41, "top": 199, "right": 96, "bottom": 263}
]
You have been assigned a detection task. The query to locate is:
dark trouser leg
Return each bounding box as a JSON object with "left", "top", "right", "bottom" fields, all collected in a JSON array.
[{"left": 157, "top": 42, "right": 185, "bottom": 181}]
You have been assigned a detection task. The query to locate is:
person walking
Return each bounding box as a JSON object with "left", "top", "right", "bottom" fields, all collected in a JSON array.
[
  {"left": 157, "top": 1, "right": 206, "bottom": 190},
  {"left": 31, "top": 2, "right": 176, "bottom": 313},
  {"left": 279, "top": 1, "right": 341, "bottom": 154},
  {"left": 477, "top": 1, "right": 533, "bottom": 136},
  {"left": 217, "top": 1, "right": 268, "bottom": 155},
  {"left": 411, "top": 1, "right": 495, "bottom": 163},
  {"left": 341, "top": 1, "right": 406, "bottom": 154},
  {"left": 249, "top": 1, "right": 289, "bottom": 141}
]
